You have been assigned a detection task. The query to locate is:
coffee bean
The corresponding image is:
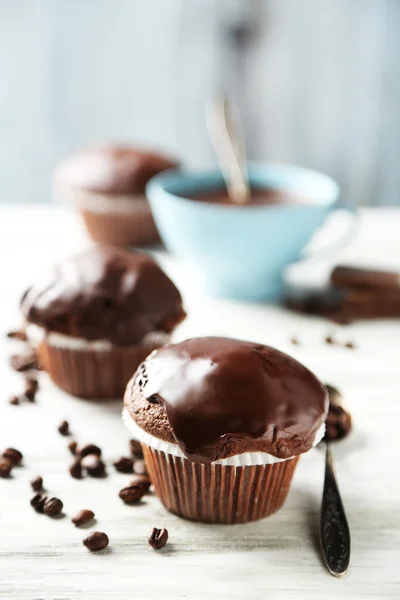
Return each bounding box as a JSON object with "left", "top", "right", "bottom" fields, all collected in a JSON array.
[
  {"left": 30, "top": 476, "right": 43, "bottom": 491},
  {"left": 8, "top": 395, "right": 20, "bottom": 406},
  {"left": 129, "top": 439, "right": 143, "bottom": 458},
  {"left": 83, "top": 531, "right": 109, "bottom": 552},
  {"left": 119, "top": 485, "right": 146, "bottom": 505},
  {"left": 68, "top": 440, "right": 78, "bottom": 455},
  {"left": 25, "top": 378, "right": 38, "bottom": 401},
  {"left": 10, "top": 350, "right": 40, "bottom": 372},
  {"left": 58, "top": 420, "right": 70, "bottom": 436},
  {"left": 133, "top": 459, "right": 148, "bottom": 476},
  {"left": 7, "top": 328, "right": 28, "bottom": 341},
  {"left": 3, "top": 447, "right": 23, "bottom": 465},
  {"left": 345, "top": 341, "right": 355, "bottom": 349},
  {"left": 290, "top": 337, "right": 300, "bottom": 346},
  {"left": 325, "top": 335, "right": 335, "bottom": 345},
  {"left": 31, "top": 493, "right": 47, "bottom": 513},
  {"left": 77, "top": 444, "right": 101, "bottom": 458},
  {"left": 148, "top": 527, "right": 168, "bottom": 550},
  {"left": 130, "top": 474, "right": 151, "bottom": 494},
  {"left": 0, "top": 458, "right": 13, "bottom": 478},
  {"left": 43, "top": 497, "right": 63, "bottom": 517},
  {"left": 69, "top": 459, "right": 82, "bottom": 479},
  {"left": 113, "top": 456, "right": 133, "bottom": 473},
  {"left": 72, "top": 509, "right": 95, "bottom": 527},
  {"left": 81, "top": 454, "right": 106, "bottom": 478}
]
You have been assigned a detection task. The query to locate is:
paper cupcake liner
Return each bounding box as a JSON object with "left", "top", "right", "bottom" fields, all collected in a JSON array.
[
  {"left": 142, "top": 445, "right": 300, "bottom": 524},
  {"left": 81, "top": 208, "right": 159, "bottom": 246},
  {"left": 39, "top": 337, "right": 164, "bottom": 399}
]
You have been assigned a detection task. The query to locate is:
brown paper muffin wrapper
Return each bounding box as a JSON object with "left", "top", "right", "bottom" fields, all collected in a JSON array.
[
  {"left": 39, "top": 338, "right": 163, "bottom": 399},
  {"left": 142, "top": 445, "right": 300, "bottom": 524},
  {"left": 81, "top": 208, "right": 159, "bottom": 247}
]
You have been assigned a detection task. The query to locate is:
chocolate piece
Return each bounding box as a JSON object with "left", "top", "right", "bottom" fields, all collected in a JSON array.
[
  {"left": 125, "top": 337, "right": 328, "bottom": 463},
  {"left": 72, "top": 509, "right": 95, "bottom": 527},
  {"left": 81, "top": 454, "right": 106, "bottom": 478},
  {"left": 6, "top": 328, "right": 28, "bottom": 341},
  {"left": 10, "top": 350, "right": 39, "bottom": 372},
  {"left": 0, "top": 458, "right": 13, "bottom": 478},
  {"left": 77, "top": 443, "right": 101, "bottom": 458},
  {"left": 148, "top": 527, "right": 168, "bottom": 550},
  {"left": 331, "top": 265, "right": 400, "bottom": 290},
  {"left": 21, "top": 246, "right": 185, "bottom": 346},
  {"left": 58, "top": 420, "right": 70, "bottom": 436},
  {"left": 31, "top": 493, "right": 47, "bottom": 513},
  {"left": 55, "top": 146, "right": 178, "bottom": 195},
  {"left": 113, "top": 456, "right": 134, "bottom": 473},
  {"left": 43, "top": 497, "right": 63, "bottom": 517},
  {"left": 82, "top": 531, "right": 109, "bottom": 552},
  {"left": 69, "top": 459, "right": 82, "bottom": 479},
  {"left": 119, "top": 485, "right": 146, "bottom": 504},
  {"left": 30, "top": 476, "right": 43, "bottom": 491},
  {"left": 3, "top": 448, "right": 23, "bottom": 465}
]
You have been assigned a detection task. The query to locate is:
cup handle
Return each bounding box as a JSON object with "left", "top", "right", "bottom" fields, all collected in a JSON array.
[{"left": 300, "top": 207, "right": 359, "bottom": 262}]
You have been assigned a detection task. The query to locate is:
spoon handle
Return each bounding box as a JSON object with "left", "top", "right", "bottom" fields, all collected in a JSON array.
[
  {"left": 320, "top": 443, "right": 351, "bottom": 577},
  {"left": 206, "top": 96, "right": 251, "bottom": 205}
]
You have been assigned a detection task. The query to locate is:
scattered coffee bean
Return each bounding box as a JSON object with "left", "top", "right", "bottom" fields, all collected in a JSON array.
[
  {"left": 290, "top": 336, "right": 300, "bottom": 346},
  {"left": 25, "top": 378, "right": 39, "bottom": 401},
  {"left": 133, "top": 459, "right": 148, "bottom": 476},
  {"left": 30, "top": 476, "right": 43, "bottom": 491},
  {"left": 325, "top": 335, "right": 335, "bottom": 345},
  {"left": 69, "top": 459, "right": 82, "bottom": 479},
  {"left": 31, "top": 493, "right": 47, "bottom": 513},
  {"left": 77, "top": 443, "right": 102, "bottom": 458},
  {"left": 58, "top": 420, "right": 70, "bottom": 436},
  {"left": 81, "top": 454, "right": 106, "bottom": 478},
  {"left": 119, "top": 484, "right": 146, "bottom": 505},
  {"left": 68, "top": 440, "right": 78, "bottom": 455},
  {"left": 129, "top": 439, "right": 143, "bottom": 458},
  {"left": 130, "top": 474, "right": 151, "bottom": 494},
  {"left": 83, "top": 531, "right": 109, "bottom": 552},
  {"left": 10, "top": 350, "right": 40, "bottom": 372},
  {"left": 148, "top": 527, "right": 168, "bottom": 550},
  {"left": 0, "top": 458, "right": 13, "bottom": 478},
  {"left": 43, "top": 497, "right": 63, "bottom": 517},
  {"left": 113, "top": 456, "right": 133, "bottom": 473},
  {"left": 6, "top": 328, "right": 28, "bottom": 341},
  {"left": 345, "top": 341, "right": 355, "bottom": 349},
  {"left": 72, "top": 509, "right": 95, "bottom": 527},
  {"left": 3, "top": 447, "right": 23, "bottom": 465},
  {"left": 8, "top": 395, "right": 20, "bottom": 406}
]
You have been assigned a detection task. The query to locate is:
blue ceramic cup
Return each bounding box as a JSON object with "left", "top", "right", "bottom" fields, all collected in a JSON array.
[{"left": 147, "top": 163, "right": 345, "bottom": 301}]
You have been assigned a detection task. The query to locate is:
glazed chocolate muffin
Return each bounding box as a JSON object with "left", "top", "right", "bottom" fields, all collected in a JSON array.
[
  {"left": 21, "top": 245, "right": 185, "bottom": 398},
  {"left": 54, "top": 145, "right": 178, "bottom": 246},
  {"left": 123, "top": 337, "right": 328, "bottom": 523}
]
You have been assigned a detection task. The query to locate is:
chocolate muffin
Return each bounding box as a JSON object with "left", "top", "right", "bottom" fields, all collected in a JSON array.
[
  {"left": 21, "top": 246, "right": 185, "bottom": 399},
  {"left": 123, "top": 337, "right": 328, "bottom": 524},
  {"left": 54, "top": 145, "right": 178, "bottom": 246}
]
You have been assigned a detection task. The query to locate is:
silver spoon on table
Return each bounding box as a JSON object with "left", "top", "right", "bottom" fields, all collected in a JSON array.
[
  {"left": 320, "top": 384, "right": 352, "bottom": 577},
  {"left": 205, "top": 95, "right": 251, "bottom": 205}
]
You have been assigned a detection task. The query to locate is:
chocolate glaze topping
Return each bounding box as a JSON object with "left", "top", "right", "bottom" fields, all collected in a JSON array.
[
  {"left": 54, "top": 145, "right": 178, "bottom": 195},
  {"left": 21, "top": 246, "right": 185, "bottom": 346},
  {"left": 127, "top": 337, "right": 328, "bottom": 463}
]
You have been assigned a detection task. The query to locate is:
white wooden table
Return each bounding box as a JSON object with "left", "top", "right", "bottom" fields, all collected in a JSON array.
[{"left": 1, "top": 206, "right": 399, "bottom": 599}]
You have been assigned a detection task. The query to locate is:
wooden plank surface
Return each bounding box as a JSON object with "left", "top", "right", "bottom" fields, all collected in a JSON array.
[{"left": 1, "top": 206, "right": 400, "bottom": 599}]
